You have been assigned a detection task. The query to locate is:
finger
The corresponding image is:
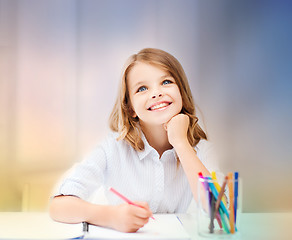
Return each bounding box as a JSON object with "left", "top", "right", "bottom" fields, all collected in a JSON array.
[
  {"left": 133, "top": 206, "right": 152, "bottom": 219},
  {"left": 133, "top": 216, "right": 149, "bottom": 227},
  {"left": 129, "top": 222, "right": 145, "bottom": 233},
  {"left": 124, "top": 213, "right": 148, "bottom": 231},
  {"left": 134, "top": 201, "right": 150, "bottom": 209},
  {"left": 133, "top": 201, "right": 152, "bottom": 215},
  {"left": 130, "top": 206, "right": 152, "bottom": 220}
]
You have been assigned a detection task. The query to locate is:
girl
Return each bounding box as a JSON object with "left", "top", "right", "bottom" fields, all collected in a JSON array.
[{"left": 49, "top": 48, "right": 219, "bottom": 233}]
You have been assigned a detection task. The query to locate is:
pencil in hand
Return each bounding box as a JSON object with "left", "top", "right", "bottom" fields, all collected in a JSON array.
[{"left": 109, "top": 187, "right": 155, "bottom": 220}]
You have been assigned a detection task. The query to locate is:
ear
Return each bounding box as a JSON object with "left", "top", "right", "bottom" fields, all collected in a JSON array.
[
  {"left": 131, "top": 111, "right": 137, "bottom": 118},
  {"left": 129, "top": 107, "right": 137, "bottom": 118}
]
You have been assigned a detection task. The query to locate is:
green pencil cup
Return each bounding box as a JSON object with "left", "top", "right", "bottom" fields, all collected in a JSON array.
[{"left": 197, "top": 172, "right": 242, "bottom": 238}]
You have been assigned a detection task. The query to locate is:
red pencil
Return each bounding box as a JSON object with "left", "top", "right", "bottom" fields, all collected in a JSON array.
[{"left": 109, "top": 187, "right": 155, "bottom": 220}]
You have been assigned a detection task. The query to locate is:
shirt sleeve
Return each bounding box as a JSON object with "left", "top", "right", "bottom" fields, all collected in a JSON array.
[
  {"left": 54, "top": 145, "right": 107, "bottom": 201},
  {"left": 196, "top": 140, "right": 230, "bottom": 208},
  {"left": 196, "top": 140, "right": 220, "bottom": 173}
]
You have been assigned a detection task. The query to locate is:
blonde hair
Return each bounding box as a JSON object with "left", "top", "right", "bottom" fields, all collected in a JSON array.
[{"left": 109, "top": 48, "right": 207, "bottom": 151}]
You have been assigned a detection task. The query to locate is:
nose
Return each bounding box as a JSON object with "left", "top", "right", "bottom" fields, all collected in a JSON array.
[
  {"left": 152, "top": 93, "right": 162, "bottom": 99},
  {"left": 151, "top": 85, "right": 163, "bottom": 99}
]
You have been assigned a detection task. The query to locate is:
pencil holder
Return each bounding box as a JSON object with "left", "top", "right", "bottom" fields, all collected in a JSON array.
[{"left": 197, "top": 172, "right": 242, "bottom": 238}]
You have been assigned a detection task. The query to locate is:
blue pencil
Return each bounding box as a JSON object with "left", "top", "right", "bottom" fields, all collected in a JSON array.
[{"left": 234, "top": 172, "right": 239, "bottom": 224}]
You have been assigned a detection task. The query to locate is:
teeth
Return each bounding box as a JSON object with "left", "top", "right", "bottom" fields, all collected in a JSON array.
[{"left": 150, "top": 103, "right": 169, "bottom": 110}]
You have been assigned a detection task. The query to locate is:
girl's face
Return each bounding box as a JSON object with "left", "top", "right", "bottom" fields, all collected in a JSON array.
[{"left": 127, "top": 62, "right": 183, "bottom": 127}]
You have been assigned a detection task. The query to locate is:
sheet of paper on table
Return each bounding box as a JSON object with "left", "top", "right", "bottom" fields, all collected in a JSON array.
[{"left": 85, "top": 214, "right": 191, "bottom": 240}]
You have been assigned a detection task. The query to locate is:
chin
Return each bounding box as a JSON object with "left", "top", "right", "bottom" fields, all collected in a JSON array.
[
  {"left": 151, "top": 116, "right": 175, "bottom": 125},
  {"left": 140, "top": 111, "right": 180, "bottom": 126}
]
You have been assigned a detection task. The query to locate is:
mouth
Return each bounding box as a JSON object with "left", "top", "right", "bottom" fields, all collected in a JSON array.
[{"left": 148, "top": 102, "right": 172, "bottom": 111}]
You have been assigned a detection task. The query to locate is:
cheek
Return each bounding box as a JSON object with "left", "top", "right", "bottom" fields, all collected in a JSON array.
[
  {"left": 176, "top": 98, "right": 183, "bottom": 113},
  {"left": 172, "top": 88, "right": 183, "bottom": 109},
  {"left": 131, "top": 96, "right": 144, "bottom": 113}
]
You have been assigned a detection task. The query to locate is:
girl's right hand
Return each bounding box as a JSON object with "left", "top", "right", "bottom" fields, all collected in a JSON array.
[{"left": 107, "top": 201, "right": 152, "bottom": 232}]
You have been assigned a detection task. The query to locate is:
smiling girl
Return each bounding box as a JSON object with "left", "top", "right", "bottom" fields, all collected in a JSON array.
[{"left": 49, "top": 48, "right": 219, "bottom": 233}]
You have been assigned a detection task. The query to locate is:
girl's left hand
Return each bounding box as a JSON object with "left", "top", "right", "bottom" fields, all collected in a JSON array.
[{"left": 164, "top": 114, "right": 189, "bottom": 148}]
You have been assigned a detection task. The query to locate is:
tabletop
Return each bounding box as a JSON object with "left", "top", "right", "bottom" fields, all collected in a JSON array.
[
  {"left": 0, "top": 212, "right": 291, "bottom": 240},
  {"left": 179, "top": 212, "right": 292, "bottom": 240}
]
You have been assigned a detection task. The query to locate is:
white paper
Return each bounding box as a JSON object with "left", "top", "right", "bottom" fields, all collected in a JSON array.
[{"left": 85, "top": 214, "right": 191, "bottom": 240}]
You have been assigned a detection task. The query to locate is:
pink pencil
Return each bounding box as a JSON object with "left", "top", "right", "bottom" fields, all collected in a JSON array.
[{"left": 109, "top": 187, "right": 155, "bottom": 220}]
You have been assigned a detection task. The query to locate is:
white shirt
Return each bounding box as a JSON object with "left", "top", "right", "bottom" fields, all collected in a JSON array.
[{"left": 56, "top": 131, "right": 219, "bottom": 213}]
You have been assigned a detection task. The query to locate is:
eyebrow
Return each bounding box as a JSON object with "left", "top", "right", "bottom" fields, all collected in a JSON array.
[
  {"left": 135, "top": 75, "right": 172, "bottom": 86},
  {"left": 132, "top": 81, "right": 146, "bottom": 90},
  {"left": 161, "top": 74, "right": 173, "bottom": 80}
]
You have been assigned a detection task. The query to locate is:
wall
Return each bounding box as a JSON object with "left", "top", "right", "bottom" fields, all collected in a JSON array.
[{"left": 0, "top": 0, "right": 291, "bottom": 212}]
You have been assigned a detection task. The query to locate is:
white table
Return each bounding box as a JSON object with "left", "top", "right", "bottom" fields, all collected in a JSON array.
[
  {"left": 0, "top": 212, "right": 291, "bottom": 239},
  {"left": 179, "top": 212, "right": 292, "bottom": 240}
]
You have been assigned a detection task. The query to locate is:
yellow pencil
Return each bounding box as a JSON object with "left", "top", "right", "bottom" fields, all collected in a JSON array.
[
  {"left": 228, "top": 172, "right": 235, "bottom": 233},
  {"left": 211, "top": 172, "right": 227, "bottom": 206}
]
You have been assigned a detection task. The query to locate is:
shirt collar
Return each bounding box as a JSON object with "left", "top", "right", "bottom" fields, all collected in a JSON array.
[
  {"left": 136, "top": 130, "right": 177, "bottom": 161},
  {"left": 137, "top": 131, "right": 156, "bottom": 161}
]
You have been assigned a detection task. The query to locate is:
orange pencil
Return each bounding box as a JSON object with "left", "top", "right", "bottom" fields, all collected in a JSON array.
[{"left": 228, "top": 172, "right": 235, "bottom": 233}]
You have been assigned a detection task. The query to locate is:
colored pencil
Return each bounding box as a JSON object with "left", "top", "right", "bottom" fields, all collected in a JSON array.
[
  {"left": 234, "top": 172, "right": 239, "bottom": 224},
  {"left": 227, "top": 173, "right": 235, "bottom": 233},
  {"left": 109, "top": 187, "right": 155, "bottom": 220}
]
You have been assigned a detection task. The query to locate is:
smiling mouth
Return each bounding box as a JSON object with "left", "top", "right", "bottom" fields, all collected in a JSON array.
[{"left": 148, "top": 102, "right": 172, "bottom": 111}]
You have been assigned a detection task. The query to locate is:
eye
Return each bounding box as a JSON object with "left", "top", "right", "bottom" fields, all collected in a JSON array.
[
  {"left": 137, "top": 86, "right": 147, "bottom": 92},
  {"left": 162, "top": 79, "right": 173, "bottom": 85}
]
